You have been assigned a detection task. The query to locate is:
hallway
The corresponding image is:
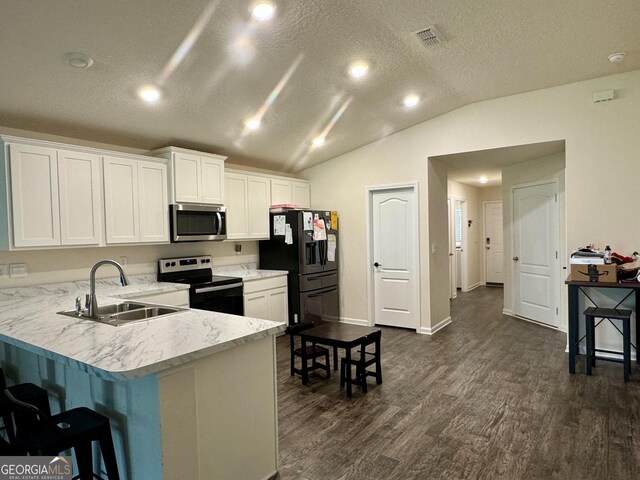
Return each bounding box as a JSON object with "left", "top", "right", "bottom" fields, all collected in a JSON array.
[{"left": 276, "top": 287, "right": 640, "bottom": 479}]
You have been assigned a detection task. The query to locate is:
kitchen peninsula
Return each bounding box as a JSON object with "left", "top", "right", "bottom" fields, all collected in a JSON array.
[{"left": 0, "top": 275, "right": 285, "bottom": 480}]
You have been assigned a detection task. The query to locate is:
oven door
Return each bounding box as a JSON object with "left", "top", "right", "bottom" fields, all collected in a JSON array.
[
  {"left": 171, "top": 204, "right": 226, "bottom": 242},
  {"left": 190, "top": 283, "right": 244, "bottom": 315},
  {"left": 300, "top": 285, "right": 339, "bottom": 323}
]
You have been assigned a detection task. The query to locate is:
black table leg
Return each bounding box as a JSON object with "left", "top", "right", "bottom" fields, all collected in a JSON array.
[
  {"left": 333, "top": 346, "right": 338, "bottom": 371},
  {"left": 636, "top": 289, "right": 640, "bottom": 365},
  {"left": 346, "top": 346, "right": 352, "bottom": 398},
  {"left": 301, "top": 338, "right": 309, "bottom": 385},
  {"left": 623, "top": 318, "right": 631, "bottom": 383},
  {"left": 568, "top": 284, "right": 579, "bottom": 374}
]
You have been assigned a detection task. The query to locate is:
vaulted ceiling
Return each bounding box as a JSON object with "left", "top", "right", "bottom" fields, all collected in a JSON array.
[{"left": 1, "top": 0, "right": 638, "bottom": 172}]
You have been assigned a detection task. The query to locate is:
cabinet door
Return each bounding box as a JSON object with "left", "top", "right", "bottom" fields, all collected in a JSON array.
[
  {"left": 9, "top": 143, "right": 61, "bottom": 247},
  {"left": 270, "top": 179, "right": 292, "bottom": 206},
  {"left": 247, "top": 175, "right": 271, "bottom": 239},
  {"left": 103, "top": 156, "right": 139, "bottom": 243},
  {"left": 138, "top": 161, "right": 169, "bottom": 242},
  {"left": 201, "top": 157, "right": 225, "bottom": 204},
  {"left": 267, "top": 286, "right": 288, "bottom": 323},
  {"left": 225, "top": 173, "right": 249, "bottom": 239},
  {"left": 57, "top": 149, "right": 102, "bottom": 245},
  {"left": 174, "top": 153, "right": 201, "bottom": 203},
  {"left": 244, "top": 291, "right": 269, "bottom": 319},
  {"left": 292, "top": 181, "right": 310, "bottom": 209}
]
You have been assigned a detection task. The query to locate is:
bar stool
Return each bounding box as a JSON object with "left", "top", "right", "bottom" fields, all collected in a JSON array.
[
  {"left": 288, "top": 323, "right": 331, "bottom": 380},
  {"left": 3, "top": 389, "right": 120, "bottom": 480},
  {"left": 584, "top": 307, "right": 634, "bottom": 382},
  {"left": 340, "top": 330, "right": 382, "bottom": 394}
]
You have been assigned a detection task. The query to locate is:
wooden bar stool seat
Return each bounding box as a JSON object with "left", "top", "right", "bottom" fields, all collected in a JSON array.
[{"left": 584, "top": 306, "right": 634, "bottom": 383}]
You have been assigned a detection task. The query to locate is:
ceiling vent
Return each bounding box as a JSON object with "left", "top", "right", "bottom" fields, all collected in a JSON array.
[{"left": 413, "top": 25, "right": 445, "bottom": 46}]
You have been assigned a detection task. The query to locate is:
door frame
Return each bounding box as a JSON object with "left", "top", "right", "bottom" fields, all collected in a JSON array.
[
  {"left": 510, "top": 178, "right": 560, "bottom": 326},
  {"left": 452, "top": 196, "right": 469, "bottom": 292},
  {"left": 482, "top": 200, "right": 503, "bottom": 285},
  {"left": 448, "top": 196, "right": 456, "bottom": 299},
  {"left": 365, "top": 182, "right": 421, "bottom": 332}
]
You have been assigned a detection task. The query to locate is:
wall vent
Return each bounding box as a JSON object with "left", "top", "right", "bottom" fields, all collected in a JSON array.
[{"left": 413, "top": 25, "right": 446, "bottom": 46}]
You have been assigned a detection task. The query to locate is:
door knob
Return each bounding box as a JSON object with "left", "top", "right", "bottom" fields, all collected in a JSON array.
[
  {"left": 513, "top": 256, "right": 519, "bottom": 261},
  {"left": 374, "top": 262, "right": 382, "bottom": 267},
  {"left": 486, "top": 246, "right": 491, "bottom": 250},
  {"left": 448, "top": 253, "right": 454, "bottom": 256}
]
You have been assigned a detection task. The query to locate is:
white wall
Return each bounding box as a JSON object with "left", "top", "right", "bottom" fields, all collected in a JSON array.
[{"left": 304, "top": 69, "right": 640, "bottom": 332}]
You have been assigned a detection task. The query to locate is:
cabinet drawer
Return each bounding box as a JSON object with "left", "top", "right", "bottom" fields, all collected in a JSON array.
[{"left": 242, "top": 275, "right": 287, "bottom": 294}]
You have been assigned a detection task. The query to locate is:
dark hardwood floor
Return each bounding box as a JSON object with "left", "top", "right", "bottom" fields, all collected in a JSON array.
[{"left": 275, "top": 286, "right": 640, "bottom": 480}]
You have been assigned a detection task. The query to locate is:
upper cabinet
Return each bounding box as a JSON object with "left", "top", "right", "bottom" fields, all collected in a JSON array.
[
  {"left": 270, "top": 179, "right": 310, "bottom": 208},
  {"left": 7, "top": 143, "right": 102, "bottom": 248},
  {"left": 151, "top": 147, "right": 226, "bottom": 205},
  {"left": 103, "top": 157, "right": 168, "bottom": 244},
  {"left": 225, "top": 173, "right": 271, "bottom": 240}
]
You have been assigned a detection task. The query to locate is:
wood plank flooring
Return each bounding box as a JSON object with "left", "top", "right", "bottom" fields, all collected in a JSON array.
[{"left": 275, "top": 286, "right": 640, "bottom": 480}]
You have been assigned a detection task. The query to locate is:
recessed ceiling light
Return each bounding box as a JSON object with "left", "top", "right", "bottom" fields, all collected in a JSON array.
[
  {"left": 251, "top": 1, "right": 276, "bottom": 22},
  {"left": 137, "top": 84, "right": 162, "bottom": 103},
  {"left": 64, "top": 52, "right": 94, "bottom": 69},
  {"left": 608, "top": 52, "right": 626, "bottom": 63},
  {"left": 348, "top": 61, "right": 369, "bottom": 79},
  {"left": 244, "top": 116, "right": 261, "bottom": 131},
  {"left": 403, "top": 94, "right": 420, "bottom": 108},
  {"left": 312, "top": 136, "right": 325, "bottom": 147},
  {"left": 478, "top": 176, "right": 488, "bottom": 184}
]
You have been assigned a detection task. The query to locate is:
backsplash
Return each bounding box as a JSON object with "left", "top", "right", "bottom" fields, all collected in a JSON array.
[{"left": 0, "top": 241, "right": 258, "bottom": 288}]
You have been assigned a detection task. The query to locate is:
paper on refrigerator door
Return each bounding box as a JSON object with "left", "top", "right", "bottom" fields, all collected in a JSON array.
[
  {"left": 303, "top": 211, "right": 313, "bottom": 231},
  {"left": 313, "top": 218, "right": 327, "bottom": 240},
  {"left": 274, "top": 215, "right": 286, "bottom": 236},
  {"left": 285, "top": 224, "right": 293, "bottom": 245},
  {"left": 327, "top": 234, "right": 336, "bottom": 262}
]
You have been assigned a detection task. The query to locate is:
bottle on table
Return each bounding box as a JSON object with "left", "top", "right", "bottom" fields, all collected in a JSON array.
[{"left": 604, "top": 245, "right": 612, "bottom": 264}]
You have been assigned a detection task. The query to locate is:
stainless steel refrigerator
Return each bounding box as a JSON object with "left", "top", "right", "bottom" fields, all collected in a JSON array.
[{"left": 259, "top": 210, "right": 339, "bottom": 326}]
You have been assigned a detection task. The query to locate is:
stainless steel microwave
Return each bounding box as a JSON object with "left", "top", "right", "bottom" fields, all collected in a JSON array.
[{"left": 170, "top": 204, "right": 226, "bottom": 242}]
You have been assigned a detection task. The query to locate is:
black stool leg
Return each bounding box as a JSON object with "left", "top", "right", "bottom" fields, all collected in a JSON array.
[
  {"left": 98, "top": 425, "right": 120, "bottom": 480},
  {"left": 340, "top": 359, "right": 345, "bottom": 388},
  {"left": 73, "top": 441, "right": 94, "bottom": 480},
  {"left": 375, "top": 336, "right": 382, "bottom": 385},
  {"left": 623, "top": 318, "right": 631, "bottom": 383},
  {"left": 585, "top": 315, "right": 593, "bottom": 376}
]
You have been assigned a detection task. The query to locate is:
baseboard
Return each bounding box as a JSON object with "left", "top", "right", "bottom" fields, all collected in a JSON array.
[
  {"left": 339, "top": 317, "right": 370, "bottom": 326},
  {"left": 502, "top": 308, "right": 514, "bottom": 316},
  {"left": 466, "top": 283, "right": 481, "bottom": 292},
  {"left": 418, "top": 316, "right": 452, "bottom": 335},
  {"left": 564, "top": 345, "right": 638, "bottom": 362},
  {"left": 260, "top": 470, "right": 278, "bottom": 480}
]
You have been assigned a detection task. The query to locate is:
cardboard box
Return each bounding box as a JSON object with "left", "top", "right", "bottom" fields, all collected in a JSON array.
[{"left": 570, "top": 264, "right": 617, "bottom": 283}]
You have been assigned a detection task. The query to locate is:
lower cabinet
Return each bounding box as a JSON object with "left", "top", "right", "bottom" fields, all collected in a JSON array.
[{"left": 243, "top": 275, "right": 288, "bottom": 324}]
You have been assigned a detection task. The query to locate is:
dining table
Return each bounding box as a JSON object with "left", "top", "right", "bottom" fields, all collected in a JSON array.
[{"left": 298, "top": 322, "right": 382, "bottom": 397}]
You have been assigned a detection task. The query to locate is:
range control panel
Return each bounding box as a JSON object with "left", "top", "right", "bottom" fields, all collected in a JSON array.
[{"left": 158, "top": 255, "right": 212, "bottom": 274}]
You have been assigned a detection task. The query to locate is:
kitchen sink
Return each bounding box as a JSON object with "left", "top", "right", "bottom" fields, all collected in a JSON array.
[{"left": 57, "top": 301, "right": 187, "bottom": 326}]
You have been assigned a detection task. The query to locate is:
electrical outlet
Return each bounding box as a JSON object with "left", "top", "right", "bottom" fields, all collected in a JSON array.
[
  {"left": 0, "top": 264, "right": 8, "bottom": 278},
  {"left": 9, "top": 263, "right": 27, "bottom": 278}
]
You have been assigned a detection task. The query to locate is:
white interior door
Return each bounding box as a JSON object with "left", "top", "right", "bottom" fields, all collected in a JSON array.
[
  {"left": 448, "top": 197, "right": 456, "bottom": 299},
  {"left": 512, "top": 182, "right": 559, "bottom": 327},
  {"left": 484, "top": 201, "right": 504, "bottom": 284},
  {"left": 371, "top": 187, "right": 419, "bottom": 329}
]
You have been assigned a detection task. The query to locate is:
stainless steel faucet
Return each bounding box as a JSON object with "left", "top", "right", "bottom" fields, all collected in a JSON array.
[{"left": 86, "top": 260, "right": 130, "bottom": 318}]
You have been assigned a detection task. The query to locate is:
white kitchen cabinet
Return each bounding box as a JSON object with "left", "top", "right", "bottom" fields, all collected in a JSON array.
[
  {"left": 292, "top": 180, "right": 310, "bottom": 209},
  {"left": 270, "top": 178, "right": 310, "bottom": 208},
  {"left": 57, "top": 149, "right": 102, "bottom": 246},
  {"left": 104, "top": 156, "right": 168, "bottom": 244},
  {"left": 226, "top": 172, "right": 271, "bottom": 240},
  {"left": 8, "top": 144, "right": 102, "bottom": 248},
  {"left": 152, "top": 147, "right": 226, "bottom": 205},
  {"left": 243, "top": 275, "right": 288, "bottom": 324}
]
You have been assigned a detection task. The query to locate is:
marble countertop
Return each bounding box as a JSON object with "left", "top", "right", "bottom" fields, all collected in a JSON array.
[
  {"left": 212, "top": 264, "right": 288, "bottom": 282},
  {"left": 0, "top": 274, "right": 285, "bottom": 381}
]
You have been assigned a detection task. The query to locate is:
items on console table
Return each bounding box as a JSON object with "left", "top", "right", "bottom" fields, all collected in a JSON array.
[{"left": 565, "top": 277, "right": 640, "bottom": 377}]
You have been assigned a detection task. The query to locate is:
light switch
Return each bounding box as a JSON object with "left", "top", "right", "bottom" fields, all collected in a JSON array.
[{"left": 9, "top": 264, "right": 27, "bottom": 278}]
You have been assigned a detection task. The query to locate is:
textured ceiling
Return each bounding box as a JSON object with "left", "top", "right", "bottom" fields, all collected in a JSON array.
[
  {"left": 0, "top": 1, "right": 638, "bottom": 172},
  {"left": 435, "top": 140, "right": 566, "bottom": 187}
]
